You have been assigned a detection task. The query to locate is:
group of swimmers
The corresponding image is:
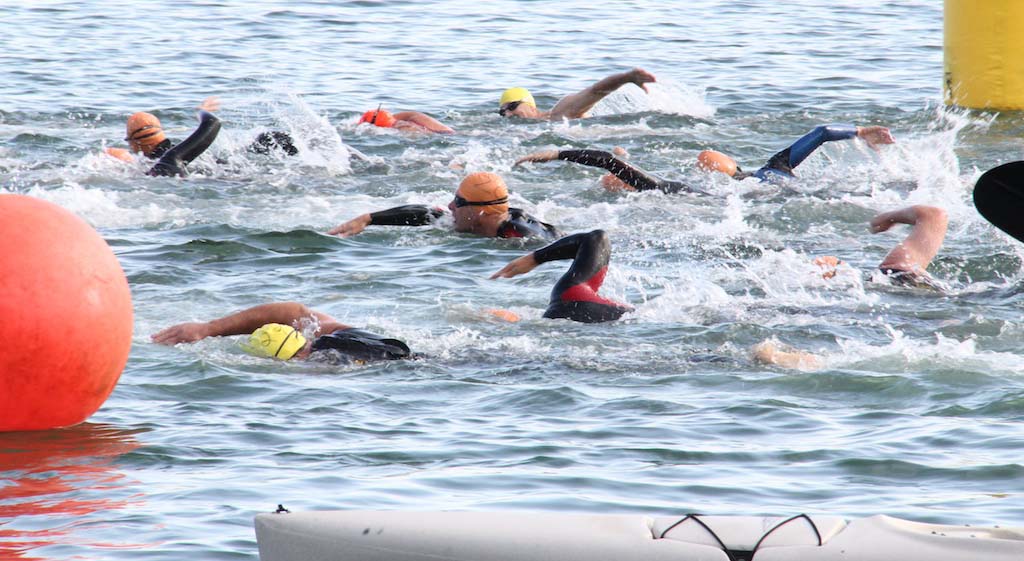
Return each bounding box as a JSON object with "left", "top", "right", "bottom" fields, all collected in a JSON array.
[{"left": 144, "top": 67, "right": 966, "bottom": 369}]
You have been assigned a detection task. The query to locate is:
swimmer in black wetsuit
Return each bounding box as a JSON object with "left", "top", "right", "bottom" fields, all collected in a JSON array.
[
  {"left": 108, "top": 97, "right": 297, "bottom": 175},
  {"left": 328, "top": 172, "right": 562, "bottom": 241},
  {"left": 151, "top": 302, "right": 413, "bottom": 364},
  {"left": 491, "top": 229, "right": 633, "bottom": 323},
  {"left": 514, "top": 125, "right": 896, "bottom": 193}
]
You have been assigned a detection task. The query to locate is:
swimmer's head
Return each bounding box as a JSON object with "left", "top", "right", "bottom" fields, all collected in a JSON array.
[
  {"left": 696, "top": 150, "right": 738, "bottom": 177},
  {"left": 498, "top": 88, "right": 536, "bottom": 117},
  {"left": 242, "top": 323, "right": 307, "bottom": 360},
  {"left": 126, "top": 112, "right": 166, "bottom": 156},
  {"left": 452, "top": 172, "right": 509, "bottom": 216},
  {"left": 358, "top": 109, "right": 396, "bottom": 128}
]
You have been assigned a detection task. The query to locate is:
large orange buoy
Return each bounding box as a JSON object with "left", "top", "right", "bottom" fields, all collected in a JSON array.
[{"left": 0, "top": 195, "right": 133, "bottom": 431}]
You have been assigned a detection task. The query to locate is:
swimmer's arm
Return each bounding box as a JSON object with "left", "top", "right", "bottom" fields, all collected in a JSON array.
[
  {"left": 151, "top": 302, "right": 346, "bottom": 344},
  {"left": 492, "top": 230, "right": 590, "bottom": 279},
  {"left": 872, "top": 205, "right": 948, "bottom": 272},
  {"left": 491, "top": 230, "right": 606, "bottom": 280},
  {"left": 327, "top": 205, "right": 446, "bottom": 236},
  {"left": 147, "top": 110, "right": 221, "bottom": 177},
  {"left": 393, "top": 111, "right": 454, "bottom": 134},
  {"left": 549, "top": 68, "right": 656, "bottom": 119},
  {"left": 776, "top": 124, "right": 894, "bottom": 171}
]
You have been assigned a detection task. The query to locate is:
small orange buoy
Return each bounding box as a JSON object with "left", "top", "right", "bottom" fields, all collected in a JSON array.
[{"left": 0, "top": 195, "right": 133, "bottom": 431}]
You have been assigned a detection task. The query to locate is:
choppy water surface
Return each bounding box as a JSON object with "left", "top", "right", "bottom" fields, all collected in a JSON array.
[{"left": 2, "top": 1, "right": 1023, "bottom": 559}]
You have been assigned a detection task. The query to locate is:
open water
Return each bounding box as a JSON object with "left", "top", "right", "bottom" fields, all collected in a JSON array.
[{"left": 2, "top": 1, "right": 1023, "bottom": 559}]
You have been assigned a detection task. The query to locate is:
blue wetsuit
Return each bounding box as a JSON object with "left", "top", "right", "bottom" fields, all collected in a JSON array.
[
  {"left": 743, "top": 124, "right": 859, "bottom": 182},
  {"left": 549, "top": 124, "right": 860, "bottom": 192}
]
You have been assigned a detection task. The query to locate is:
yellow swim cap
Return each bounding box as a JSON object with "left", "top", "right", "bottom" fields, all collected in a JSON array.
[
  {"left": 499, "top": 87, "right": 536, "bottom": 108},
  {"left": 242, "top": 323, "right": 307, "bottom": 360}
]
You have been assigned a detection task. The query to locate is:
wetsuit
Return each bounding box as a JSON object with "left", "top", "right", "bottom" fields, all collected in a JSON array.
[
  {"left": 554, "top": 150, "right": 696, "bottom": 194},
  {"left": 532, "top": 229, "right": 633, "bottom": 323},
  {"left": 147, "top": 110, "right": 222, "bottom": 177},
  {"left": 309, "top": 328, "right": 413, "bottom": 364},
  {"left": 737, "top": 124, "right": 860, "bottom": 182},
  {"left": 367, "top": 205, "right": 562, "bottom": 240},
  {"left": 248, "top": 131, "right": 299, "bottom": 156}
]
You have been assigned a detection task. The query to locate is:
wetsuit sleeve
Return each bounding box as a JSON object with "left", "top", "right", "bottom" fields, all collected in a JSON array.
[
  {"left": 556, "top": 149, "right": 690, "bottom": 194},
  {"left": 533, "top": 229, "right": 610, "bottom": 282},
  {"left": 148, "top": 110, "right": 222, "bottom": 177},
  {"left": 763, "top": 124, "right": 858, "bottom": 173},
  {"left": 368, "top": 205, "right": 445, "bottom": 226}
]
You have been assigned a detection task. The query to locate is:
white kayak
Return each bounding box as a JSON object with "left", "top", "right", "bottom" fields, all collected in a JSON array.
[{"left": 254, "top": 509, "right": 1024, "bottom": 561}]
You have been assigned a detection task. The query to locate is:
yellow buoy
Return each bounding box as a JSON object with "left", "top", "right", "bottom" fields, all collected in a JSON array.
[{"left": 944, "top": 0, "right": 1024, "bottom": 110}]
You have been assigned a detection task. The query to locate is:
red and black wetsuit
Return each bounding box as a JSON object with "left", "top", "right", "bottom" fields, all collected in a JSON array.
[
  {"left": 147, "top": 110, "right": 222, "bottom": 177},
  {"left": 367, "top": 205, "right": 562, "bottom": 240},
  {"left": 533, "top": 229, "right": 633, "bottom": 323}
]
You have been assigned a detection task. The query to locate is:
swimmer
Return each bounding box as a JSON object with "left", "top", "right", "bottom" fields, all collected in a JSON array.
[
  {"left": 869, "top": 204, "right": 948, "bottom": 288},
  {"left": 756, "top": 206, "right": 947, "bottom": 370},
  {"left": 358, "top": 107, "right": 454, "bottom": 134},
  {"left": 490, "top": 229, "right": 633, "bottom": 323},
  {"left": 108, "top": 97, "right": 298, "bottom": 175},
  {"left": 328, "top": 171, "right": 562, "bottom": 240},
  {"left": 105, "top": 97, "right": 223, "bottom": 177},
  {"left": 514, "top": 125, "right": 895, "bottom": 193},
  {"left": 152, "top": 302, "right": 413, "bottom": 363},
  {"left": 498, "top": 68, "right": 657, "bottom": 120}
]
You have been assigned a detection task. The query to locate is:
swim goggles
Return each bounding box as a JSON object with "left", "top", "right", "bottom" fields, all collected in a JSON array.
[
  {"left": 126, "top": 125, "right": 162, "bottom": 142},
  {"left": 453, "top": 194, "right": 509, "bottom": 208},
  {"left": 498, "top": 101, "right": 523, "bottom": 116}
]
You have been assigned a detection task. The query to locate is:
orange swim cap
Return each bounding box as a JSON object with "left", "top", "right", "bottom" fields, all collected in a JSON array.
[
  {"left": 125, "top": 112, "right": 166, "bottom": 155},
  {"left": 484, "top": 308, "right": 521, "bottom": 322},
  {"left": 456, "top": 172, "right": 509, "bottom": 215},
  {"left": 359, "top": 109, "right": 396, "bottom": 128},
  {"left": 696, "top": 150, "right": 738, "bottom": 177}
]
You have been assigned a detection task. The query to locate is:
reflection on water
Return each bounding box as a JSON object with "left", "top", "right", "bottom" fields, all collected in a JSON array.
[{"left": 0, "top": 424, "right": 145, "bottom": 560}]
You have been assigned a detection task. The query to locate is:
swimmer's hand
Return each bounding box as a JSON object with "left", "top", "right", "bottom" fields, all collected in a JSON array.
[
  {"left": 152, "top": 322, "right": 212, "bottom": 345},
  {"left": 869, "top": 210, "right": 899, "bottom": 233},
  {"left": 198, "top": 96, "right": 221, "bottom": 113},
  {"left": 328, "top": 213, "right": 372, "bottom": 237},
  {"left": 856, "top": 126, "right": 895, "bottom": 150},
  {"left": 514, "top": 150, "right": 559, "bottom": 166},
  {"left": 490, "top": 254, "right": 539, "bottom": 279},
  {"left": 628, "top": 68, "right": 657, "bottom": 93}
]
